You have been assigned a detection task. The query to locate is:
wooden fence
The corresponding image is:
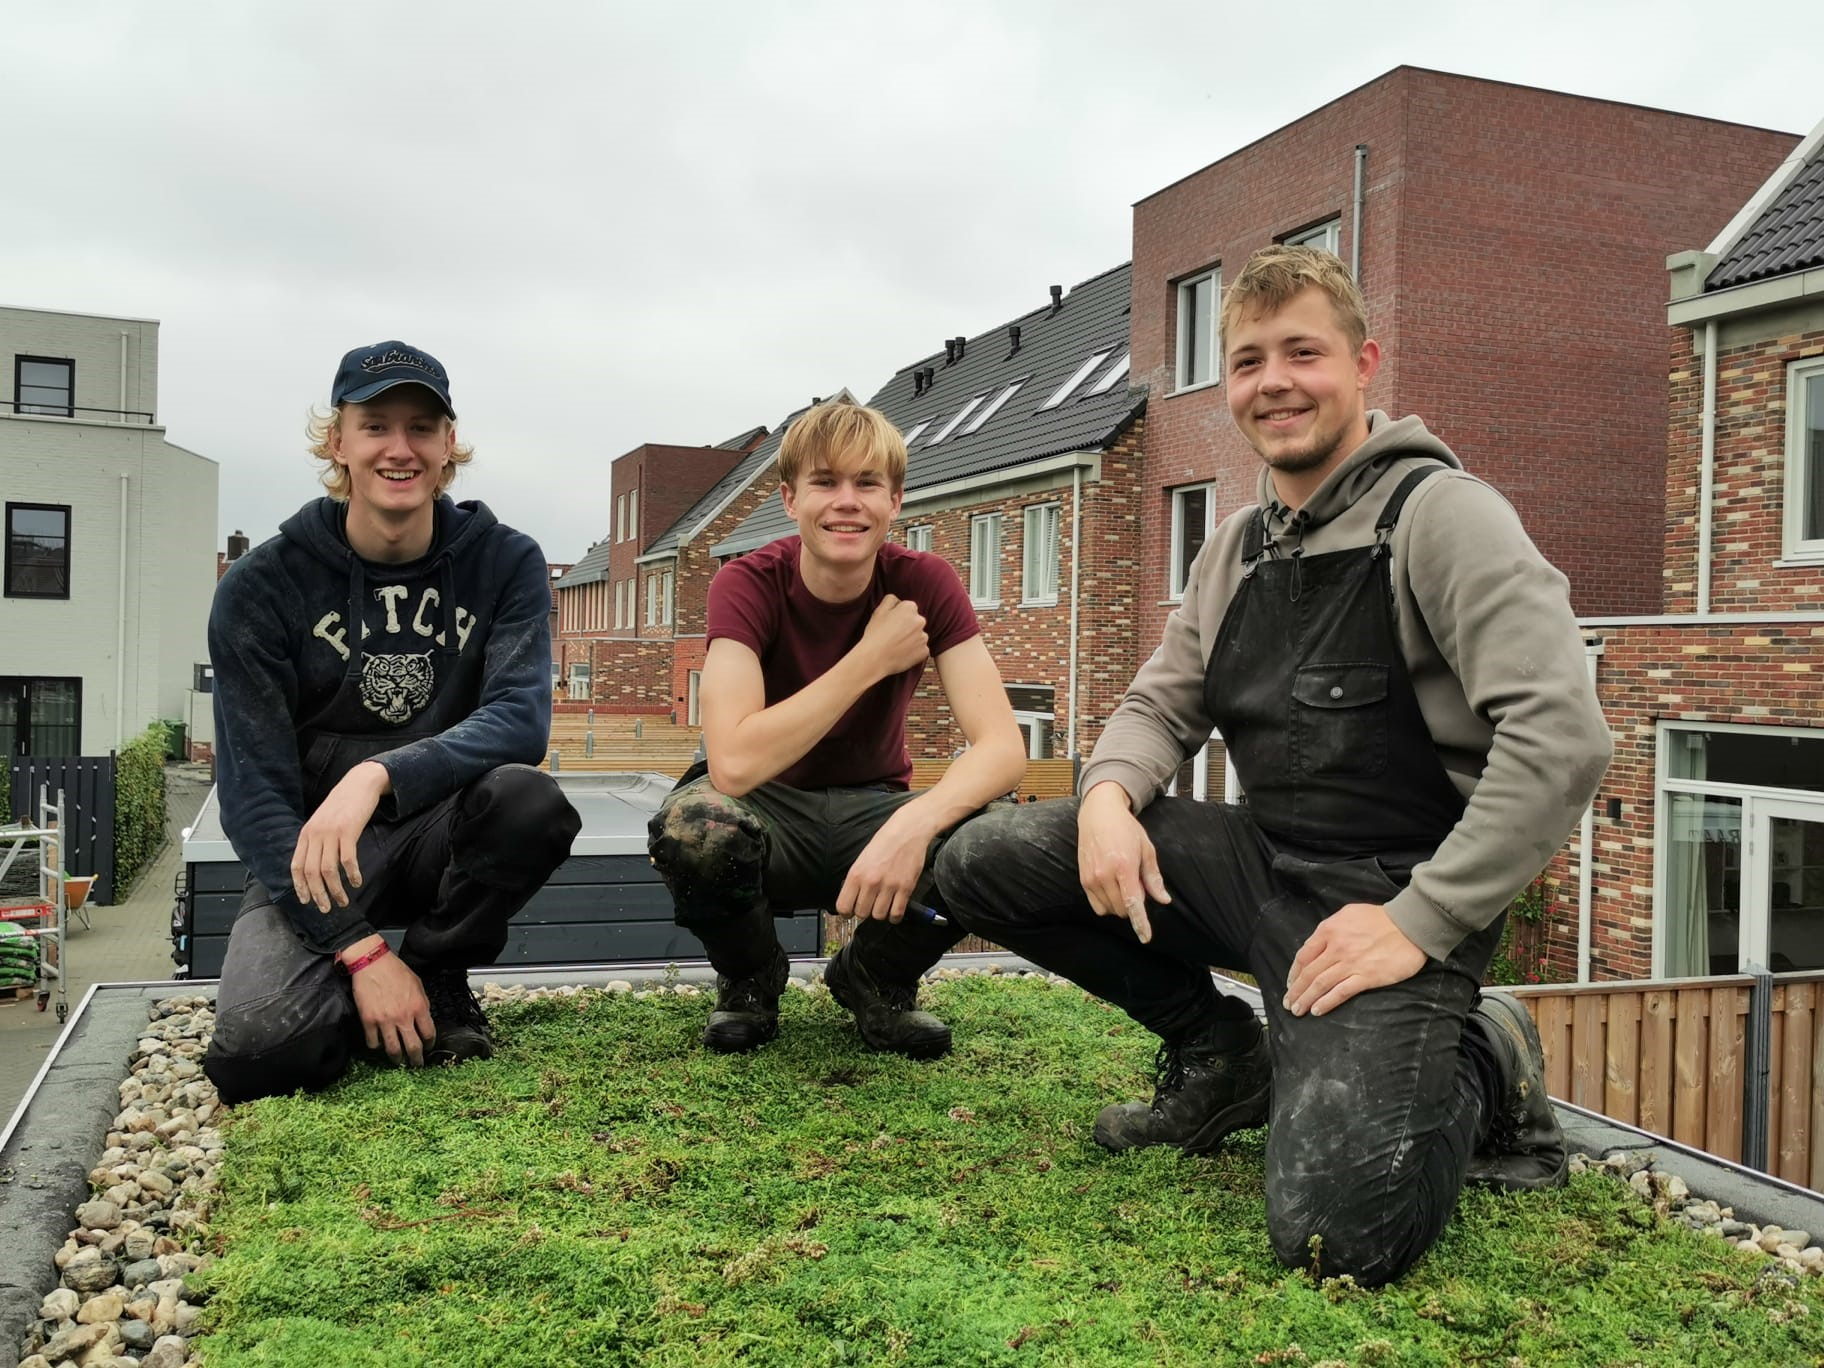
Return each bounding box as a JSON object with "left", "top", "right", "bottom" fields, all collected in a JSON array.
[{"left": 1509, "top": 974, "right": 1824, "bottom": 1188}]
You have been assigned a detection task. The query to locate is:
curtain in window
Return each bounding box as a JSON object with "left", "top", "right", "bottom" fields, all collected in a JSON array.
[{"left": 1663, "top": 728, "right": 1717, "bottom": 977}]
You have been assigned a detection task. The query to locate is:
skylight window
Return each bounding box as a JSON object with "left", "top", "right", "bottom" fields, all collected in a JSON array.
[
  {"left": 1040, "top": 351, "right": 1113, "bottom": 410},
  {"left": 927, "top": 393, "right": 987, "bottom": 445},
  {"left": 1088, "top": 354, "right": 1130, "bottom": 396},
  {"left": 902, "top": 421, "right": 930, "bottom": 446},
  {"left": 962, "top": 379, "right": 1026, "bottom": 435}
]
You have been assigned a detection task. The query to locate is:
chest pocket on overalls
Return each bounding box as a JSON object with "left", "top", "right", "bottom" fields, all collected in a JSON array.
[{"left": 1291, "top": 662, "right": 1389, "bottom": 779}]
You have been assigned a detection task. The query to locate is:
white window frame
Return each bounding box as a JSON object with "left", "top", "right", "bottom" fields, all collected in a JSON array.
[
  {"left": 567, "top": 660, "right": 591, "bottom": 701},
  {"left": 628, "top": 488, "right": 639, "bottom": 543},
  {"left": 968, "top": 513, "right": 1001, "bottom": 606},
  {"left": 1285, "top": 218, "right": 1342, "bottom": 257},
  {"left": 616, "top": 494, "right": 627, "bottom": 542},
  {"left": 928, "top": 393, "right": 987, "bottom": 445},
  {"left": 1175, "top": 268, "right": 1220, "bottom": 393},
  {"left": 1021, "top": 503, "right": 1060, "bottom": 605},
  {"left": 963, "top": 379, "right": 1026, "bottom": 433},
  {"left": 662, "top": 570, "right": 674, "bottom": 626},
  {"left": 686, "top": 669, "right": 702, "bottom": 725},
  {"left": 1653, "top": 720, "right": 1824, "bottom": 979},
  {"left": 904, "top": 525, "right": 933, "bottom": 552},
  {"left": 1784, "top": 355, "right": 1824, "bottom": 562},
  {"left": 1169, "top": 483, "right": 1215, "bottom": 600},
  {"left": 902, "top": 421, "right": 930, "bottom": 447},
  {"left": 646, "top": 573, "right": 659, "bottom": 626},
  {"left": 1089, "top": 353, "right": 1130, "bottom": 396},
  {"left": 1041, "top": 352, "right": 1112, "bottom": 411}
]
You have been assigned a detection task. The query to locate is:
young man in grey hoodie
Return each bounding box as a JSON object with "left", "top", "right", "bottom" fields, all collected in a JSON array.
[{"left": 936, "top": 246, "right": 1611, "bottom": 1287}]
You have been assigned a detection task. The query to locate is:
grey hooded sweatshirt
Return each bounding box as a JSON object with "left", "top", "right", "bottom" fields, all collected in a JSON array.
[{"left": 1081, "top": 412, "right": 1612, "bottom": 962}]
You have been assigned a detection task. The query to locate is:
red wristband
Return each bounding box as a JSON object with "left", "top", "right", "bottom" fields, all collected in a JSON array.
[{"left": 336, "top": 941, "right": 392, "bottom": 976}]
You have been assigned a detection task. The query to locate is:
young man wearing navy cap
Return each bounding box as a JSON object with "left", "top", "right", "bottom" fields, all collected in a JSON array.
[{"left": 203, "top": 341, "right": 580, "bottom": 1103}]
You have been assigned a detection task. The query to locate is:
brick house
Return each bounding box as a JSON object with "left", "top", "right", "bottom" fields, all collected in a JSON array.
[
  {"left": 1129, "top": 65, "right": 1794, "bottom": 660},
  {"left": 1561, "top": 115, "right": 1824, "bottom": 983},
  {"left": 711, "top": 264, "right": 1145, "bottom": 765},
  {"left": 553, "top": 427, "right": 765, "bottom": 713}
]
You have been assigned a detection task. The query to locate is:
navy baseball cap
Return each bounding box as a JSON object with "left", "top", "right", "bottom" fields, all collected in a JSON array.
[{"left": 331, "top": 340, "right": 456, "bottom": 419}]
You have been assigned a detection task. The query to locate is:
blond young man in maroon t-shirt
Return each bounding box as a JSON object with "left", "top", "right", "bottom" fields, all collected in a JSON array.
[{"left": 648, "top": 400, "right": 1026, "bottom": 1056}]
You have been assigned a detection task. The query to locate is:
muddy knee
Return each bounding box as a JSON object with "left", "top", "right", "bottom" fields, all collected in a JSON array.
[
  {"left": 203, "top": 1013, "right": 352, "bottom": 1104},
  {"left": 647, "top": 788, "right": 769, "bottom": 927}
]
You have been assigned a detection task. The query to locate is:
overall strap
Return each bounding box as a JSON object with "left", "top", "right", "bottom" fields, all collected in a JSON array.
[{"left": 1371, "top": 464, "right": 1449, "bottom": 558}]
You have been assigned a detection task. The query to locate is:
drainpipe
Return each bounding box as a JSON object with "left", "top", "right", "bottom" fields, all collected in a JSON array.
[
  {"left": 1577, "top": 636, "right": 1605, "bottom": 982},
  {"left": 1350, "top": 145, "right": 1367, "bottom": 281},
  {"left": 116, "top": 473, "right": 129, "bottom": 749},
  {"left": 118, "top": 331, "right": 128, "bottom": 420},
  {"left": 1697, "top": 320, "right": 1718, "bottom": 613},
  {"left": 1066, "top": 465, "right": 1083, "bottom": 758}
]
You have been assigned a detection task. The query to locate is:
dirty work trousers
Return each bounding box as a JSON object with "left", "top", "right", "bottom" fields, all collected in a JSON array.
[
  {"left": 647, "top": 775, "right": 964, "bottom": 987},
  {"left": 203, "top": 765, "right": 579, "bottom": 1104},
  {"left": 935, "top": 795, "right": 1505, "bottom": 1287}
]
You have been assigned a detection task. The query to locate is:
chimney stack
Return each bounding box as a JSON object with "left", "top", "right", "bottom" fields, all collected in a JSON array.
[
  {"left": 921, "top": 366, "right": 935, "bottom": 389},
  {"left": 943, "top": 340, "right": 957, "bottom": 366},
  {"left": 954, "top": 335, "right": 966, "bottom": 360},
  {"left": 913, "top": 371, "right": 925, "bottom": 396},
  {"left": 1049, "top": 285, "right": 1063, "bottom": 313},
  {"left": 1007, "top": 325, "right": 1021, "bottom": 354},
  {"left": 226, "top": 530, "right": 250, "bottom": 562}
]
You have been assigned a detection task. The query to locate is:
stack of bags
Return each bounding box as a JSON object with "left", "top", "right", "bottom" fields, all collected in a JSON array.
[{"left": 0, "top": 921, "right": 40, "bottom": 992}]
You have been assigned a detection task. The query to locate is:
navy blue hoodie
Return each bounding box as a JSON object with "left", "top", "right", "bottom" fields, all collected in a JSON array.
[{"left": 208, "top": 496, "right": 552, "bottom": 952}]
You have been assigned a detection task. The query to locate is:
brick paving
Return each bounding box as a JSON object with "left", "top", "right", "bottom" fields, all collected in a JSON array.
[{"left": 0, "top": 764, "right": 214, "bottom": 1127}]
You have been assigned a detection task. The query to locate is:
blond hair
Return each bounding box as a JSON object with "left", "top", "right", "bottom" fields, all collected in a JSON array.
[
  {"left": 305, "top": 403, "right": 474, "bottom": 501},
  {"left": 777, "top": 399, "right": 908, "bottom": 492},
  {"left": 1218, "top": 244, "right": 1368, "bottom": 358}
]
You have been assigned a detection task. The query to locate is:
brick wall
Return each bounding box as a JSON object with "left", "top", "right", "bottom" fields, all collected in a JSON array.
[
  {"left": 556, "top": 634, "right": 675, "bottom": 713},
  {"left": 1665, "top": 327, "right": 1824, "bottom": 613},
  {"left": 1130, "top": 67, "right": 1795, "bottom": 640},
  {"left": 1541, "top": 624, "right": 1824, "bottom": 983}
]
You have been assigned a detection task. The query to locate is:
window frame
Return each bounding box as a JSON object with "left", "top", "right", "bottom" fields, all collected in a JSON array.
[
  {"left": 968, "top": 513, "right": 1002, "bottom": 607},
  {"left": 1168, "top": 483, "right": 1215, "bottom": 601},
  {"left": 963, "top": 378, "right": 1026, "bottom": 433},
  {"left": 567, "top": 659, "right": 592, "bottom": 701},
  {"left": 1041, "top": 352, "right": 1112, "bottom": 411},
  {"left": 1021, "top": 502, "right": 1061, "bottom": 605},
  {"left": 4, "top": 502, "right": 72, "bottom": 600},
  {"left": 1784, "top": 355, "right": 1824, "bottom": 562},
  {"left": 14, "top": 355, "right": 74, "bottom": 418},
  {"left": 927, "top": 393, "right": 988, "bottom": 446},
  {"left": 1174, "top": 269, "right": 1221, "bottom": 394},
  {"left": 904, "top": 525, "right": 933, "bottom": 553},
  {"left": 1283, "top": 218, "right": 1342, "bottom": 257},
  {"left": 616, "top": 494, "right": 627, "bottom": 543},
  {"left": 662, "top": 570, "right": 674, "bottom": 626},
  {"left": 628, "top": 488, "right": 639, "bottom": 544}
]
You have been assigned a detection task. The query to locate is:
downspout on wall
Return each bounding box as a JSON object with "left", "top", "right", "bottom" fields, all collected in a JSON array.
[
  {"left": 1697, "top": 320, "right": 1718, "bottom": 613},
  {"left": 1066, "top": 466, "right": 1083, "bottom": 759},
  {"left": 1350, "top": 144, "right": 1367, "bottom": 281},
  {"left": 1578, "top": 636, "right": 1605, "bottom": 982}
]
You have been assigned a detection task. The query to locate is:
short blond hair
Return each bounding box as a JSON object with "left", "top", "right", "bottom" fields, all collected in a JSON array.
[
  {"left": 305, "top": 404, "right": 474, "bottom": 501},
  {"left": 777, "top": 399, "right": 908, "bottom": 492},
  {"left": 1219, "top": 244, "right": 1368, "bottom": 357}
]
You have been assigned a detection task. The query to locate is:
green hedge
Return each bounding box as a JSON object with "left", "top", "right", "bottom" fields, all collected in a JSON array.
[{"left": 114, "top": 724, "right": 168, "bottom": 898}]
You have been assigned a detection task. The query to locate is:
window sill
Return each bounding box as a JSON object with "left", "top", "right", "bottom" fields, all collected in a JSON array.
[
  {"left": 1159, "top": 596, "right": 1186, "bottom": 607},
  {"left": 1019, "top": 596, "right": 1060, "bottom": 609},
  {"left": 1773, "top": 554, "right": 1824, "bottom": 568},
  {"left": 970, "top": 599, "right": 1002, "bottom": 610},
  {"left": 1168, "top": 379, "right": 1221, "bottom": 399}
]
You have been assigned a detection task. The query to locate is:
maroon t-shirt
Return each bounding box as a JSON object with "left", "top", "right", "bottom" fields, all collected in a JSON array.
[{"left": 705, "top": 537, "right": 980, "bottom": 790}]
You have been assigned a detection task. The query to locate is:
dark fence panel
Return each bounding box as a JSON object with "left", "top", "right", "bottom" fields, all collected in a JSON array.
[{"left": 7, "top": 754, "right": 117, "bottom": 905}]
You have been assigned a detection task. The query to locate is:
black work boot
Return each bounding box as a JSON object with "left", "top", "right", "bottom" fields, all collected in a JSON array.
[
  {"left": 824, "top": 943, "right": 952, "bottom": 1059},
  {"left": 422, "top": 969, "right": 496, "bottom": 1066},
  {"left": 704, "top": 942, "right": 790, "bottom": 1053},
  {"left": 1463, "top": 991, "right": 1568, "bottom": 1190},
  {"left": 1093, "top": 1021, "right": 1270, "bottom": 1155}
]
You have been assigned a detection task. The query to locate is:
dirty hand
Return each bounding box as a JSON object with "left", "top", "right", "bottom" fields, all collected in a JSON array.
[
  {"left": 344, "top": 937, "right": 436, "bottom": 1067},
  {"left": 291, "top": 761, "right": 390, "bottom": 913},
  {"left": 1077, "top": 782, "right": 1167, "bottom": 944},
  {"left": 859, "top": 594, "right": 929, "bottom": 678},
  {"left": 836, "top": 810, "right": 934, "bottom": 923},
  {"left": 1284, "top": 902, "right": 1426, "bottom": 1017}
]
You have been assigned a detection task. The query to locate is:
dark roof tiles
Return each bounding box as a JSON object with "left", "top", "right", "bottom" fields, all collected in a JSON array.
[
  {"left": 1710, "top": 151, "right": 1824, "bottom": 290},
  {"left": 712, "top": 263, "right": 1139, "bottom": 557}
]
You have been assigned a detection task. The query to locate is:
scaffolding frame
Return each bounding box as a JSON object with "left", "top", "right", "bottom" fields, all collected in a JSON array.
[{"left": 0, "top": 786, "right": 77, "bottom": 1021}]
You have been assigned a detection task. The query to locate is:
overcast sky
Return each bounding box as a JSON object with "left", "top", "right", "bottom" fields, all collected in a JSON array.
[{"left": 6, "top": 0, "right": 1820, "bottom": 564}]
